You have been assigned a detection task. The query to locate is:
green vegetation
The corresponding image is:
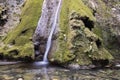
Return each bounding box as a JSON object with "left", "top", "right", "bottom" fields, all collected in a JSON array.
[
  {"left": 4, "top": 0, "right": 43, "bottom": 44},
  {"left": 50, "top": 0, "right": 96, "bottom": 64},
  {"left": 0, "top": 6, "right": 2, "bottom": 14},
  {"left": 70, "top": 0, "right": 95, "bottom": 20},
  {"left": 49, "top": 0, "right": 113, "bottom": 66},
  {"left": 0, "top": 0, "right": 43, "bottom": 59},
  {"left": 0, "top": 0, "right": 114, "bottom": 66},
  {"left": 93, "top": 26, "right": 103, "bottom": 38}
]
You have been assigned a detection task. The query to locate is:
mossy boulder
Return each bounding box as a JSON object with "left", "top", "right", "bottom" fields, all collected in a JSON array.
[
  {"left": 0, "top": 0, "right": 43, "bottom": 60},
  {"left": 49, "top": 0, "right": 113, "bottom": 68}
]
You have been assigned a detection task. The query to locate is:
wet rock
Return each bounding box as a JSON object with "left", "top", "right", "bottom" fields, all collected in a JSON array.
[
  {"left": 68, "top": 64, "right": 80, "bottom": 70},
  {"left": 33, "top": 0, "right": 60, "bottom": 59},
  {"left": 68, "top": 64, "right": 95, "bottom": 69}
]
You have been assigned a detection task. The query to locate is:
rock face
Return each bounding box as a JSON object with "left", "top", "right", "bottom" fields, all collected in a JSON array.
[
  {"left": 0, "top": 0, "right": 24, "bottom": 38},
  {"left": 0, "top": 0, "right": 119, "bottom": 68}
]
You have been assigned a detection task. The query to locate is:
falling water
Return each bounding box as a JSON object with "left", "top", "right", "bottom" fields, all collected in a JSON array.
[{"left": 41, "top": 0, "right": 62, "bottom": 64}]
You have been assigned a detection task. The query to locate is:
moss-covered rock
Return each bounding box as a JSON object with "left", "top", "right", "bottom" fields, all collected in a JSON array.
[
  {"left": 49, "top": 0, "right": 113, "bottom": 68},
  {"left": 0, "top": 0, "right": 43, "bottom": 60}
]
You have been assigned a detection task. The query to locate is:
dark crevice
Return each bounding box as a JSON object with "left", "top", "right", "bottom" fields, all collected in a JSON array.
[
  {"left": 9, "top": 50, "right": 19, "bottom": 56},
  {"left": 20, "top": 29, "right": 32, "bottom": 37},
  {"left": 1, "top": 10, "right": 7, "bottom": 15},
  {"left": 0, "top": 53, "right": 33, "bottom": 62},
  {"left": 0, "top": 19, "right": 7, "bottom": 26},
  {"left": 92, "top": 59, "right": 109, "bottom": 67},
  {"left": 72, "top": 26, "right": 81, "bottom": 30},
  {"left": 34, "top": 38, "right": 47, "bottom": 60},
  {"left": 0, "top": 53, "right": 4, "bottom": 60},
  {"left": 92, "top": 9, "right": 97, "bottom": 16},
  {"left": 0, "top": 10, "right": 8, "bottom": 26},
  {"left": 4, "top": 55, "right": 15, "bottom": 61},
  {"left": 14, "top": 56, "right": 33, "bottom": 62},
  {"left": 21, "top": 29, "right": 28, "bottom": 34},
  {"left": 96, "top": 39, "right": 102, "bottom": 48},
  {"left": 52, "top": 34, "right": 58, "bottom": 40},
  {"left": 80, "top": 16, "right": 94, "bottom": 30},
  {"left": 1, "top": 50, "right": 19, "bottom": 61},
  {"left": 23, "top": 56, "right": 33, "bottom": 62},
  {"left": 10, "top": 40, "right": 15, "bottom": 45},
  {"left": 34, "top": 35, "right": 56, "bottom": 60}
]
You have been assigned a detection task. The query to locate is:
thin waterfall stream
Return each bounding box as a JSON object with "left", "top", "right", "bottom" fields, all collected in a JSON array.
[
  {"left": 35, "top": 0, "right": 62, "bottom": 64},
  {"left": 43, "top": 0, "right": 62, "bottom": 62}
]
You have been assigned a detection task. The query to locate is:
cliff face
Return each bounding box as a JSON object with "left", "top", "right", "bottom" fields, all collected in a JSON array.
[{"left": 0, "top": 0, "right": 120, "bottom": 68}]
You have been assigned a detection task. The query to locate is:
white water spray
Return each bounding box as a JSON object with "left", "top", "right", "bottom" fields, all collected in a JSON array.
[{"left": 42, "top": 0, "right": 62, "bottom": 64}]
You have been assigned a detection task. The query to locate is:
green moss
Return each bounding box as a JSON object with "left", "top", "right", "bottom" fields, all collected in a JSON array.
[
  {"left": 0, "top": 42, "right": 34, "bottom": 59},
  {"left": 70, "top": 0, "right": 95, "bottom": 20},
  {"left": 75, "top": 52, "right": 92, "bottom": 65},
  {"left": 0, "top": 0, "right": 43, "bottom": 59},
  {"left": 50, "top": 0, "right": 113, "bottom": 65},
  {"left": 5, "top": 46, "right": 21, "bottom": 58},
  {"left": 90, "top": 47, "right": 113, "bottom": 60},
  {"left": 50, "top": 0, "right": 99, "bottom": 65},
  {"left": 0, "top": 46, "right": 6, "bottom": 54},
  {"left": 49, "top": 0, "right": 74, "bottom": 63},
  {"left": 19, "top": 42, "right": 34, "bottom": 59},
  {"left": 3, "top": 0, "right": 43, "bottom": 44},
  {"left": 96, "top": 0, "right": 111, "bottom": 19},
  {"left": 0, "top": 7, "right": 2, "bottom": 14},
  {"left": 0, "top": 45, "right": 19, "bottom": 58},
  {"left": 93, "top": 26, "right": 103, "bottom": 38},
  {"left": 15, "top": 36, "right": 28, "bottom": 46},
  {"left": 84, "top": 28, "right": 98, "bottom": 41}
]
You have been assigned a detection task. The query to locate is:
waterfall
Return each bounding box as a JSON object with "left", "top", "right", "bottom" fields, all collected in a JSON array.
[
  {"left": 43, "top": 0, "right": 62, "bottom": 63},
  {"left": 33, "top": 0, "right": 62, "bottom": 65}
]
